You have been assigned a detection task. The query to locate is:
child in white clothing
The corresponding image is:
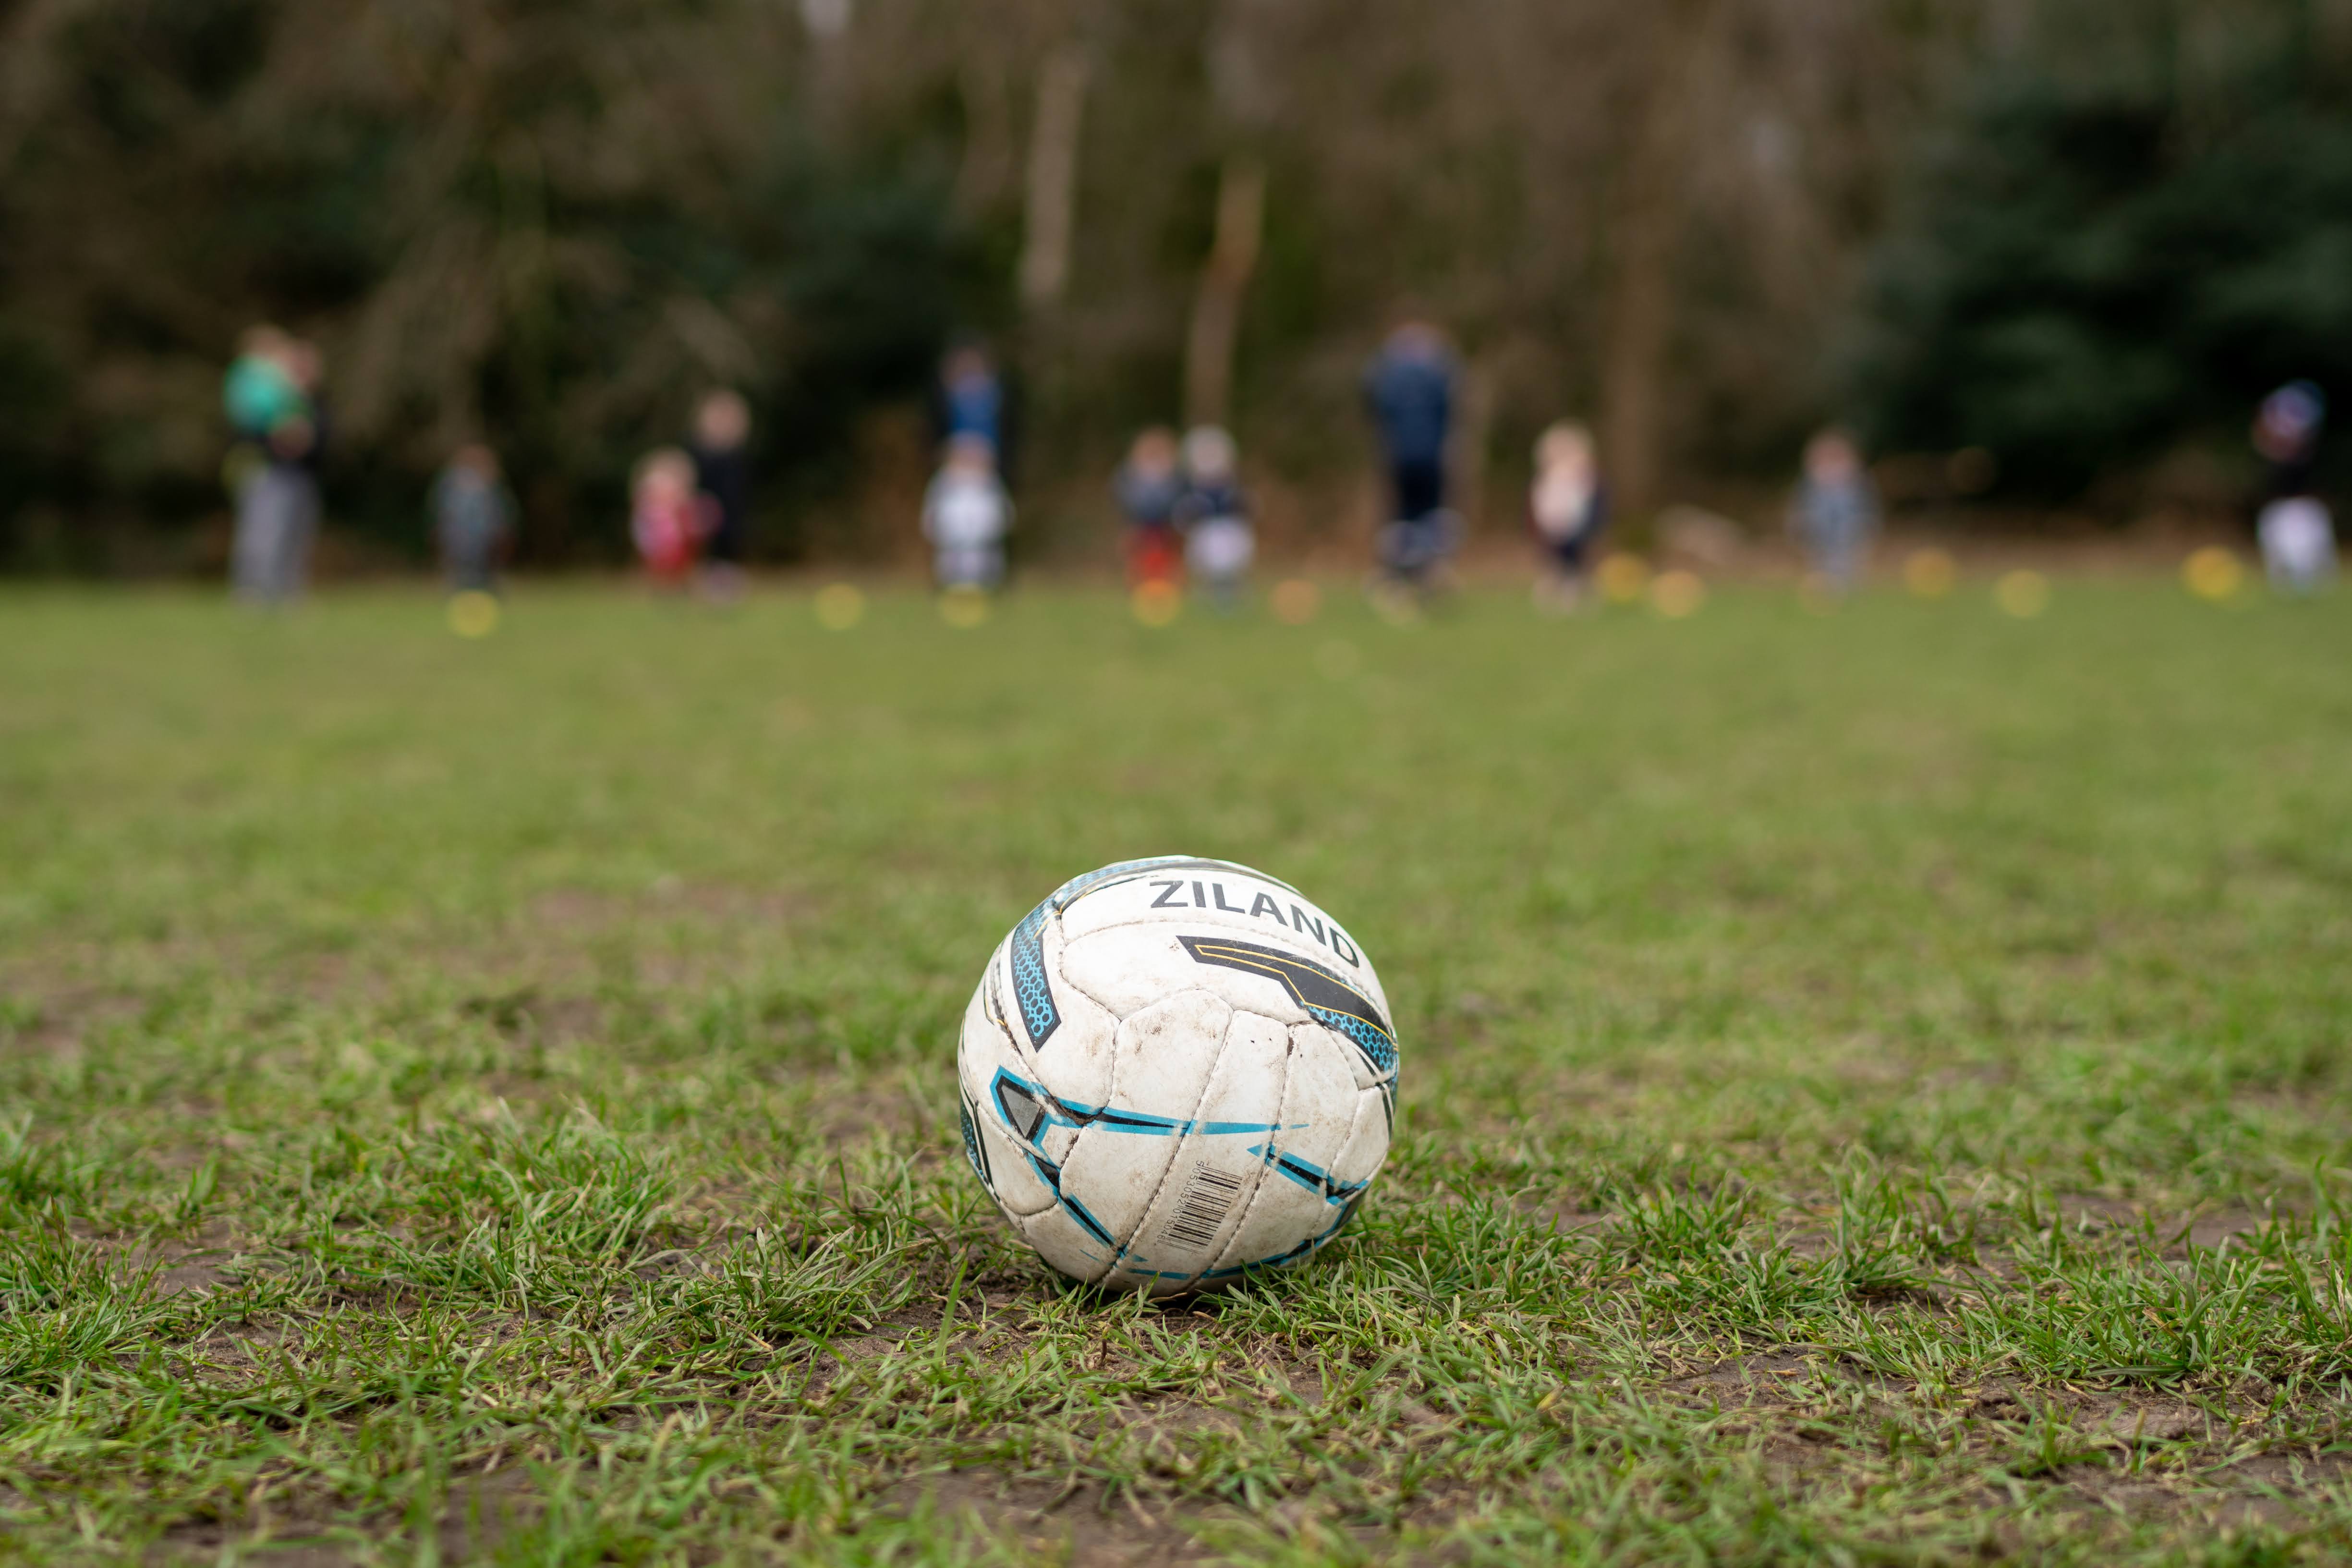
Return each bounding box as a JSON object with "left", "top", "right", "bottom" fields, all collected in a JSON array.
[
  {"left": 2259, "top": 496, "right": 2337, "bottom": 593},
  {"left": 922, "top": 434, "right": 1013, "bottom": 591},
  {"left": 1175, "top": 425, "right": 1253, "bottom": 611}
]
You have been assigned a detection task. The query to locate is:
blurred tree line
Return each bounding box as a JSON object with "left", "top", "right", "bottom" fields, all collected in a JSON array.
[{"left": 0, "top": 0, "right": 2345, "bottom": 571}]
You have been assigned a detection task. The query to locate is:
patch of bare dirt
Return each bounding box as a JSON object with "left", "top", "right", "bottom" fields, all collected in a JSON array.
[
  {"left": 1668, "top": 1349, "right": 1826, "bottom": 1394},
  {"left": 150, "top": 1468, "right": 537, "bottom": 1567},
  {"left": 1541, "top": 1206, "right": 1617, "bottom": 1236},
  {"left": 2213, "top": 1447, "right": 2352, "bottom": 1488},
  {"left": 0, "top": 984, "right": 151, "bottom": 1059},
  {"left": 880, "top": 1469, "right": 1230, "bottom": 1567},
  {"left": 2080, "top": 1398, "right": 2212, "bottom": 1448}
]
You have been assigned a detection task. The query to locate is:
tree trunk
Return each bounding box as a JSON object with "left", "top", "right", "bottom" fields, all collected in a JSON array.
[
  {"left": 1018, "top": 45, "right": 1091, "bottom": 311},
  {"left": 1182, "top": 156, "right": 1265, "bottom": 429},
  {"left": 1601, "top": 0, "right": 1721, "bottom": 525},
  {"left": 954, "top": 54, "right": 1016, "bottom": 219},
  {"left": 1455, "top": 352, "right": 1496, "bottom": 536}
]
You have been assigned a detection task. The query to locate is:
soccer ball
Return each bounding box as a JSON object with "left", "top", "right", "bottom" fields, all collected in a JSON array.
[{"left": 956, "top": 856, "right": 1397, "bottom": 1296}]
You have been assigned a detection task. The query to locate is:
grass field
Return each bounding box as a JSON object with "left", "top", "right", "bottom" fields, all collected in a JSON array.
[{"left": 4, "top": 578, "right": 2351, "bottom": 1566}]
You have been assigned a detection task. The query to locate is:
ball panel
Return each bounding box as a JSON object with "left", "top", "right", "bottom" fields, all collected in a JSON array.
[
  {"left": 969, "top": 1096, "right": 1059, "bottom": 1217},
  {"left": 1105, "top": 988, "right": 1232, "bottom": 1120},
  {"left": 986, "top": 916, "right": 1123, "bottom": 1111},
  {"left": 1044, "top": 988, "right": 1231, "bottom": 1268},
  {"left": 1104, "top": 1007, "right": 1290, "bottom": 1293},
  {"left": 1196, "top": 1022, "right": 1370, "bottom": 1282},
  {"left": 1052, "top": 1132, "right": 1182, "bottom": 1269},
  {"left": 1017, "top": 1202, "right": 1117, "bottom": 1283},
  {"left": 1211, "top": 1170, "right": 1347, "bottom": 1281},
  {"left": 1269, "top": 1022, "right": 1367, "bottom": 1170},
  {"left": 1325, "top": 1084, "right": 1393, "bottom": 1190},
  {"left": 956, "top": 986, "right": 1063, "bottom": 1218},
  {"left": 1297, "top": 1016, "right": 1394, "bottom": 1094}
]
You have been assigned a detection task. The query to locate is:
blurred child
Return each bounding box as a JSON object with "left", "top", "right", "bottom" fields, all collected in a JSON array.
[
  {"left": 632, "top": 447, "right": 709, "bottom": 587},
  {"left": 2259, "top": 496, "right": 2337, "bottom": 593},
  {"left": 922, "top": 433, "right": 1013, "bottom": 591},
  {"left": 1790, "top": 427, "right": 1879, "bottom": 592},
  {"left": 690, "top": 389, "right": 753, "bottom": 600},
  {"left": 433, "top": 444, "right": 511, "bottom": 595},
  {"left": 1528, "top": 420, "right": 1607, "bottom": 612},
  {"left": 1114, "top": 426, "right": 1184, "bottom": 589},
  {"left": 1176, "top": 425, "right": 1254, "bottom": 611}
]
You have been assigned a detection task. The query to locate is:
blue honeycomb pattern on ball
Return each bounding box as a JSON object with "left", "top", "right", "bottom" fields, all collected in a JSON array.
[{"left": 1309, "top": 1006, "right": 1397, "bottom": 1077}]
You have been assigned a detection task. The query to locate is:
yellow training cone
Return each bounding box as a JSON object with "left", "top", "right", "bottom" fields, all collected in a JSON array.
[
  {"left": 1598, "top": 553, "right": 1650, "bottom": 604},
  {"left": 815, "top": 583, "right": 865, "bottom": 630},
  {"left": 1649, "top": 570, "right": 1706, "bottom": 619},
  {"left": 2182, "top": 547, "right": 2244, "bottom": 603},
  {"left": 1131, "top": 581, "right": 1182, "bottom": 627},
  {"left": 1994, "top": 570, "right": 2050, "bottom": 618},
  {"left": 939, "top": 585, "right": 991, "bottom": 628},
  {"left": 446, "top": 591, "right": 500, "bottom": 639},
  {"left": 1904, "top": 548, "right": 1958, "bottom": 598},
  {"left": 1271, "top": 579, "right": 1321, "bottom": 625}
]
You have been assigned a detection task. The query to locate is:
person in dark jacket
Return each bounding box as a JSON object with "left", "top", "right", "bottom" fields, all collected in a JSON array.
[
  {"left": 1363, "top": 318, "right": 1459, "bottom": 589},
  {"left": 690, "top": 389, "right": 753, "bottom": 599},
  {"left": 2254, "top": 381, "right": 2326, "bottom": 504},
  {"left": 928, "top": 341, "right": 1018, "bottom": 488}
]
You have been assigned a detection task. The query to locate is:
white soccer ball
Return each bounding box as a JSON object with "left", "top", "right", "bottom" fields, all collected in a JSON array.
[{"left": 956, "top": 856, "right": 1397, "bottom": 1296}]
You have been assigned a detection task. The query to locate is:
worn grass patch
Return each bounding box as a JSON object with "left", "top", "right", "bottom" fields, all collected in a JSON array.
[{"left": 2, "top": 580, "right": 2350, "bottom": 1564}]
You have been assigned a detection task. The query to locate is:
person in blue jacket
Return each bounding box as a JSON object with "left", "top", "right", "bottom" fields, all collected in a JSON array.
[{"left": 1363, "top": 316, "right": 1459, "bottom": 589}]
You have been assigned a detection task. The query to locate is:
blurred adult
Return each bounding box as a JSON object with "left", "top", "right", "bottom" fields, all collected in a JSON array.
[
  {"left": 690, "top": 389, "right": 753, "bottom": 598},
  {"left": 226, "top": 330, "right": 326, "bottom": 603},
  {"left": 223, "top": 325, "right": 302, "bottom": 445},
  {"left": 930, "top": 341, "right": 1017, "bottom": 485},
  {"left": 2254, "top": 380, "right": 2326, "bottom": 503},
  {"left": 432, "top": 444, "right": 512, "bottom": 596},
  {"left": 1528, "top": 420, "right": 1608, "bottom": 613},
  {"left": 1790, "top": 427, "right": 1878, "bottom": 593},
  {"left": 1363, "top": 317, "right": 1459, "bottom": 588}
]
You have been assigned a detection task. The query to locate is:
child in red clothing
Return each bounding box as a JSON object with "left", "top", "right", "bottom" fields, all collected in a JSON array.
[
  {"left": 1113, "top": 426, "right": 1184, "bottom": 589},
  {"left": 632, "top": 448, "right": 711, "bottom": 586}
]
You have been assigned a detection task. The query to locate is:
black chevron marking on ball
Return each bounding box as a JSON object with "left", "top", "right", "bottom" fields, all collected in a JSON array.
[{"left": 1176, "top": 934, "right": 1393, "bottom": 1047}]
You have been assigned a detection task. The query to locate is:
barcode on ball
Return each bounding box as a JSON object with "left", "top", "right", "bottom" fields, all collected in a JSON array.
[{"left": 1162, "top": 1166, "right": 1247, "bottom": 1252}]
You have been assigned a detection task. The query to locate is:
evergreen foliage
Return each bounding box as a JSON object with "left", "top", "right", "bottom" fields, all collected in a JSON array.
[{"left": 1852, "top": 36, "right": 2352, "bottom": 497}]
